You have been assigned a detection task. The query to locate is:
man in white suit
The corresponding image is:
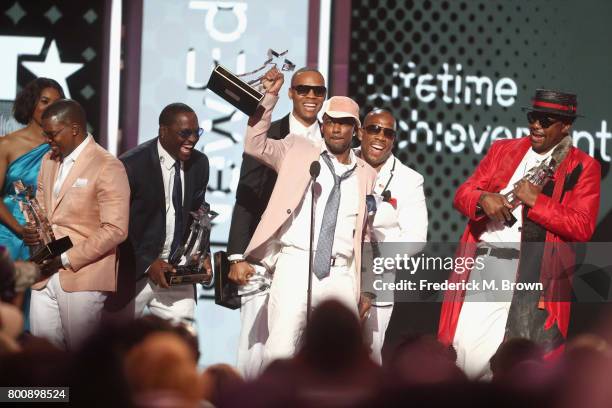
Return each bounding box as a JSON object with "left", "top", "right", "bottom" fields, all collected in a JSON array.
[{"left": 357, "top": 109, "right": 428, "bottom": 364}]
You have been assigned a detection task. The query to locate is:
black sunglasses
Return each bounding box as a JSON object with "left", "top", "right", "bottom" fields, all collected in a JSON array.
[
  {"left": 177, "top": 128, "right": 204, "bottom": 139},
  {"left": 526, "top": 112, "right": 565, "bottom": 128},
  {"left": 364, "top": 124, "right": 396, "bottom": 138},
  {"left": 292, "top": 85, "right": 327, "bottom": 97}
]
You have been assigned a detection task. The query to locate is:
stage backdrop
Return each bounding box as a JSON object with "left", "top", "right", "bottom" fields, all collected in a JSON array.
[
  {"left": 345, "top": 0, "right": 612, "bottom": 356},
  {"left": 137, "top": 0, "right": 310, "bottom": 366},
  {"left": 137, "top": 0, "right": 309, "bottom": 245},
  {"left": 0, "top": 0, "right": 107, "bottom": 138}
]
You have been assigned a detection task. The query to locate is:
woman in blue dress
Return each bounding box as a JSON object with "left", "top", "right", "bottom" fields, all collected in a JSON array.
[{"left": 0, "top": 77, "right": 64, "bottom": 310}]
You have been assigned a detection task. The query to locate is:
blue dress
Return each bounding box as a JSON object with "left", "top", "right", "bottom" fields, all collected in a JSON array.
[{"left": 0, "top": 143, "right": 50, "bottom": 260}]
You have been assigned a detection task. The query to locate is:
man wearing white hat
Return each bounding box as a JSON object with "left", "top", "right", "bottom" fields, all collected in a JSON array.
[{"left": 236, "top": 67, "right": 376, "bottom": 364}]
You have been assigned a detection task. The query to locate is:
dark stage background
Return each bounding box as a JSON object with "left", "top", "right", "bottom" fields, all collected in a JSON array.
[{"left": 344, "top": 0, "right": 612, "bottom": 356}]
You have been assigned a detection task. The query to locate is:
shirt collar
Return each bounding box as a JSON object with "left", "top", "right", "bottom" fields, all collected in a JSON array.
[
  {"left": 353, "top": 147, "right": 394, "bottom": 177},
  {"left": 377, "top": 153, "right": 396, "bottom": 177},
  {"left": 527, "top": 146, "right": 554, "bottom": 163},
  {"left": 321, "top": 143, "right": 356, "bottom": 167},
  {"left": 63, "top": 134, "right": 90, "bottom": 164},
  {"left": 289, "top": 112, "right": 320, "bottom": 138},
  {"left": 157, "top": 139, "right": 179, "bottom": 171}
]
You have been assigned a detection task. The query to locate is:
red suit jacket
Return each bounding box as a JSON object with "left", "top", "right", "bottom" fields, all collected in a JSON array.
[{"left": 438, "top": 136, "right": 601, "bottom": 348}]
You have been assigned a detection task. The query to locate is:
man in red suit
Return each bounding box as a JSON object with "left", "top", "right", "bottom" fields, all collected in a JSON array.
[{"left": 438, "top": 89, "right": 601, "bottom": 379}]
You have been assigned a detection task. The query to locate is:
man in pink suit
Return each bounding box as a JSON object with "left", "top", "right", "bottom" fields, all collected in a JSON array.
[
  {"left": 231, "top": 68, "right": 377, "bottom": 364},
  {"left": 25, "top": 99, "right": 130, "bottom": 350}
]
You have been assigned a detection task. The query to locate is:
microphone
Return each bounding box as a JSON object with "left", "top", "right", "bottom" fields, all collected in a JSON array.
[
  {"left": 309, "top": 161, "right": 321, "bottom": 179},
  {"left": 307, "top": 160, "right": 320, "bottom": 325}
]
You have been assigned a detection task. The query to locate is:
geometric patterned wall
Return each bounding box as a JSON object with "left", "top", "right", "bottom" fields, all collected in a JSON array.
[{"left": 348, "top": 0, "right": 612, "bottom": 241}]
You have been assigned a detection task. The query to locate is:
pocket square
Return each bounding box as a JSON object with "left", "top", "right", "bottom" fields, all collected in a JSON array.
[{"left": 73, "top": 178, "right": 88, "bottom": 188}]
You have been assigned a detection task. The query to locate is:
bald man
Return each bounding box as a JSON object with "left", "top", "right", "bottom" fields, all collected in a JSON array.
[
  {"left": 25, "top": 99, "right": 130, "bottom": 350},
  {"left": 356, "top": 109, "right": 428, "bottom": 364}
]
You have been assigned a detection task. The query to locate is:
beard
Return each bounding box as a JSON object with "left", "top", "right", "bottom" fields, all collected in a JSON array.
[{"left": 324, "top": 138, "right": 353, "bottom": 156}]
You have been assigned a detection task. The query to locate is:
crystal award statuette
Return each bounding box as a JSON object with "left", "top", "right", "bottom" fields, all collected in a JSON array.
[
  {"left": 207, "top": 49, "right": 296, "bottom": 116},
  {"left": 475, "top": 136, "right": 573, "bottom": 227},
  {"left": 13, "top": 180, "right": 72, "bottom": 264},
  {"left": 165, "top": 202, "right": 218, "bottom": 286}
]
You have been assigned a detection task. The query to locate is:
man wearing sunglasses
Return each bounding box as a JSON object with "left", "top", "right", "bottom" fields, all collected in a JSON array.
[
  {"left": 107, "top": 103, "right": 210, "bottom": 325},
  {"left": 439, "top": 89, "right": 601, "bottom": 379},
  {"left": 25, "top": 99, "right": 130, "bottom": 350},
  {"left": 356, "top": 109, "right": 428, "bottom": 364},
  {"left": 238, "top": 67, "right": 376, "bottom": 365},
  {"left": 228, "top": 67, "right": 326, "bottom": 377}
]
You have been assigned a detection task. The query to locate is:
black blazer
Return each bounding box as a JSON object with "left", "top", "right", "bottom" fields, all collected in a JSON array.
[
  {"left": 118, "top": 138, "right": 209, "bottom": 280},
  {"left": 227, "top": 114, "right": 290, "bottom": 254}
]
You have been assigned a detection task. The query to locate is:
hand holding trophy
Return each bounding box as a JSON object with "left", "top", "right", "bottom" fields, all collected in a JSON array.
[
  {"left": 476, "top": 135, "right": 572, "bottom": 227},
  {"left": 207, "top": 49, "right": 295, "bottom": 115},
  {"left": 13, "top": 180, "right": 72, "bottom": 266},
  {"left": 165, "top": 202, "right": 218, "bottom": 286}
]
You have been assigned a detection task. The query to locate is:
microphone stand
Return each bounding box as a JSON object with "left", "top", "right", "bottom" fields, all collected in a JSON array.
[{"left": 307, "top": 161, "right": 320, "bottom": 325}]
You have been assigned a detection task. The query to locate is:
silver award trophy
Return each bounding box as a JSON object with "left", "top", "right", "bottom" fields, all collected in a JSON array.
[
  {"left": 13, "top": 180, "right": 72, "bottom": 263},
  {"left": 166, "top": 202, "right": 218, "bottom": 286},
  {"left": 207, "top": 49, "right": 296, "bottom": 116},
  {"left": 498, "top": 136, "right": 572, "bottom": 227}
]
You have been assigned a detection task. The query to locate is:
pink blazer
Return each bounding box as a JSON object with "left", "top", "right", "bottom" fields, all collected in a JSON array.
[
  {"left": 33, "top": 136, "right": 130, "bottom": 292},
  {"left": 243, "top": 94, "right": 377, "bottom": 301}
]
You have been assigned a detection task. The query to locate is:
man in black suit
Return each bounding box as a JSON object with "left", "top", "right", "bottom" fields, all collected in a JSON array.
[
  {"left": 227, "top": 67, "right": 326, "bottom": 377},
  {"left": 109, "top": 103, "right": 210, "bottom": 324}
]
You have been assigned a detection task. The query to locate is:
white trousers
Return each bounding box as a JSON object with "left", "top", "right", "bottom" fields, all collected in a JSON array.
[
  {"left": 236, "top": 290, "right": 269, "bottom": 379},
  {"left": 363, "top": 303, "right": 394, "bottom": 365},
  {"left": 30, "top": 273, "right": 107, "bottom": 350},
  {"left": 263, "top": 251, "right": 358, "bottom": 365},
  {"left": 453, "top": 254, "right": 518, "bottom": 379},
  {"left": 132, "top": 278, "right": 196, "bottom": 325}
]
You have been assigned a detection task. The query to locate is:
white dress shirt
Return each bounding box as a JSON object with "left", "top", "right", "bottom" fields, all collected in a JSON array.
[
  {"left": 53, "top": 136, "right": 90, "bottom": 198},
  {"left": 479, "top": 147, "right": 554, "bottom": 244},
  {"left": 157, "top": 140, "right": 185, "bottom": 260},
  {"left": 53, "top": 136, "right": 90, "bottom": 269},
  {"left": 278, "top": 145, "right": 359, "bottom": 261},
  {"left": 288, "top": 112, "right": 321, "bottom": 142}
]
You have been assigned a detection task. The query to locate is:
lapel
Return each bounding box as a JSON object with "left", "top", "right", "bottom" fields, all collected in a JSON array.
[
  {"left": 46, "top": 156, "right": 60, "bottom": 213},
  {"left": 490, "top": 137, "right": 531, "bottom": 192},
  {"left": 353, "top": 157, "right": 371, "bottom": 274},
  {"left": 279, "top": 114, "right": 290, "bottom": 139},
  {"left": 551, "top": 146, "right": 574, "bottom": 203},
  {"left": 355, "top": 160, "right": 367, "bottom": 233},
  {"left": 52, "top": 136, "right": 96, "bottom": 215},
  {"left": 148, "top": 138, "right": 166, "bottom": 218},
  {"left": 182, "top": 158, "right": 195, "bottom": 231}
]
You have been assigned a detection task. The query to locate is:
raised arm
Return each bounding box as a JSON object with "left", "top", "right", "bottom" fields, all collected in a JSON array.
[{"left": 244, "top": 68, "right": 291, "bottom": 172}]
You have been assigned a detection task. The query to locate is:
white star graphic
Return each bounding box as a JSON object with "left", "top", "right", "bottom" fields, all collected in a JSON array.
[{"left": 21, "top": 40, "right": 83, "bottom": 98}]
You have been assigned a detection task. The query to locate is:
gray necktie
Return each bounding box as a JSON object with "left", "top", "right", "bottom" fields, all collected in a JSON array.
[{"left": 313, "top": 152, "right": 356, "bottom": 279}]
